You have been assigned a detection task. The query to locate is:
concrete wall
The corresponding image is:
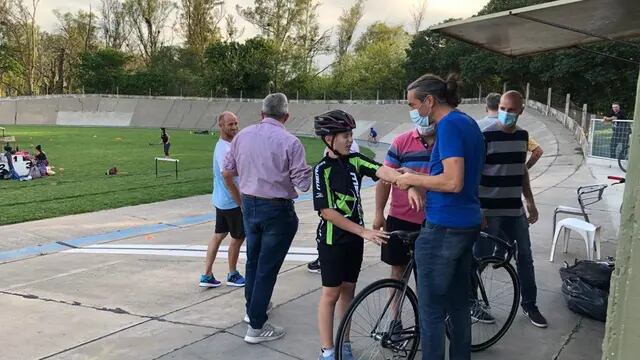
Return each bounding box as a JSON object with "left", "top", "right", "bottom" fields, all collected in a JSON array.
[
  {"left": 0, "top": 100, "right": 17, "bottom": 124},
  {"left": 0, "top": 95, "right": 486, "bottom": 142}
]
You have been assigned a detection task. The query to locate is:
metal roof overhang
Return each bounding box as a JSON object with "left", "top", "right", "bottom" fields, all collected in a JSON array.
[{"left": 429, "top": 0, "right": 640, "bottom": 58}]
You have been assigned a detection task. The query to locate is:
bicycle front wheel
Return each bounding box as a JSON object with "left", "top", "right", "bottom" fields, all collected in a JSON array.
[
  {"left": 469, "top": 258, "right": 520, "bottom": 351},
  {"left": 336, "top": 279, "right": 420, "bottom": 360}
]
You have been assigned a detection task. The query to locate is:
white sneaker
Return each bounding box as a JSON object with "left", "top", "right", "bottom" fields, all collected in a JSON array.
[
  {"left": 244, "top": 322, "right": 285, "bottom": 344},
  {"left": 244, "top": 301, "right": 273, "bottom": 323}
]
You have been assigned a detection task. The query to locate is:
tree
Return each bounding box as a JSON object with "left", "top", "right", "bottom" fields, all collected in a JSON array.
[
  {"left": 410, "top": 0, "right": 428, "bottom": 34},
  {"left": 354, "top": 22, "right": 407, "bottom": 52},
  {"left": 237, "top": 0, "right": 329, "bottom": 91},
  {"left": 223, "top": 14, "right": 243, "bottom": 42},
  {"left": 54, "top": 9, "right": 100, "bottom": 92},
  {"left": 124, "top": 0, "right": 176, "bottom": 60},
  {"left": 179, "top": 0, "right": 224, "bottom": 56},
  {"left": 291, "top": 0, "right": 330, "bottom": 74},
  {"left": 335, "top": 22, "right": 410, "bottom": 100},
  {"left": 3, "top": 0, "right": 41, "bottom": 94},
  {"left": 78, "top": 48, "right": 128, "bottom": 93},
  {"left": 204, "top": 38, "right": 276, "bottom": 98},
  {"left": 100, "top": 0, "right": 129, "bottom": 50},
  {"left": 335, "top": 0, "right": 365, "bottom": 60}
]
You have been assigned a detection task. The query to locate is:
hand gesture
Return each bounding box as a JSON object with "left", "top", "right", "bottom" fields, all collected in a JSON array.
[
  {"left": 526, "top": 202, "right": 539, "bottom": 224},
  {"left": 397, "top": 167, "right": 418, "bottom": 175},
  {"left": 394, "top": 173, "right": 415, "bottom": 190},
  {"left": 361, "top": 228, "right": 389, "bottom": 246},
  {"left": 407, "top": 186, "right": 425, "bottom": 210},
  {"left": 373, "top": 212, "right": 386, "bottom": 231}
]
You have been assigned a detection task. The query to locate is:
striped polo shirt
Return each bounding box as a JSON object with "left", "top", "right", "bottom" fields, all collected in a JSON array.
[
  {"left": 384, "top": 129, "right": 432, "bottom": 224},
  {"left": 480, "top": 122, "right": 528, "bottom": 217}
]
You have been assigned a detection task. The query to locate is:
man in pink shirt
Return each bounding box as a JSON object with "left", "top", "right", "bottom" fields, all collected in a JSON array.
[
  {"left": 373, "top": 125, "right": 434, "bottom": 281},
  {"left": 223, "top": 93, "right": 311, "bottom": 344}
]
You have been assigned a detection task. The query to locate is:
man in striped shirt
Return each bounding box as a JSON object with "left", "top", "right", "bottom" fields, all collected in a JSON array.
[
  {"left": 374, "top": 126, "right": 434, "bottom": 281},
  {"left": 477, "top": 90, "right": 547, "bottom": 328}
]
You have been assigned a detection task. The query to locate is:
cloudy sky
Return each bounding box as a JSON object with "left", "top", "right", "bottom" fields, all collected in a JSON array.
[{"left": 37, "top": 0, "right": 488, "bottom": 65}]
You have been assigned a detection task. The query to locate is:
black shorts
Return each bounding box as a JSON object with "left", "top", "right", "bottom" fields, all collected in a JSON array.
[
  {"left": 318, "top": 240, "right": 364, "bottom": 287},
  {"left": 381, "top": 216, "right": 422, "bottom": 266},
  {"left": 214, "top": 207, "right": 245, "bottom": 239}
]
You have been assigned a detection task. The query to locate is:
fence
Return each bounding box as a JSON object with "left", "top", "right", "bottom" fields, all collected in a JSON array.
[
  {"left": 522, "top": 83, "right": 636, "bottom": 165},
  {"left": 589, "top": 119, "right": 633, "bottom": 160}
]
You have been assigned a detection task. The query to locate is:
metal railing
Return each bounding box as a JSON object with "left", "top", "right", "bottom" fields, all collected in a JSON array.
[{"left": 589, "top": 119, "right": 634, "bottom": 159}]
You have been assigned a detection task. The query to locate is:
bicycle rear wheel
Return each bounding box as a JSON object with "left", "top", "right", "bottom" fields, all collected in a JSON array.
[
  {"left": 469, "top": 258, "right": 520, "bottom": 351},
  {"left": 336, "top": 279, "right": 420, "bottom": 360},
  {"left": 618, "top": 146, "right": 628, "bottom": 173}
]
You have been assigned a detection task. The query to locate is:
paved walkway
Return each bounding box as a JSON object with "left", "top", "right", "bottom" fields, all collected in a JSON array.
[{"left": 0, "top": 106, "right": 623, "bottom": 359}]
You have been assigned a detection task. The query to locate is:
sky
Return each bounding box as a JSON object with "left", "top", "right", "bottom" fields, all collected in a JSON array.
[{"left": 36, "top": 0, "right": 488, "bottom": 65}]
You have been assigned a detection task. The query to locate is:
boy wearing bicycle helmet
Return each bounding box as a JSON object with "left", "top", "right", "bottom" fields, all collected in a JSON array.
[{"left": 313, "top": 110, "right": 403, "bottom": 360}]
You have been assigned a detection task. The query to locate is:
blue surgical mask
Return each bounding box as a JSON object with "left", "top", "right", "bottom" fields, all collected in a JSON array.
[
  {"left": 498, "top": 110, "right": 519, "bottom": 127},
  {"left": 416, "top": 124, "right": 435, "bottom": 136},
  {"left": 410, "top": 109, "right": 429, "bottom": 127}
]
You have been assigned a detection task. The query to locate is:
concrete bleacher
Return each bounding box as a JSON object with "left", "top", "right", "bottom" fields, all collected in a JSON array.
[{"left": 0, "top": 95, "right": 486, "bottom": 141}]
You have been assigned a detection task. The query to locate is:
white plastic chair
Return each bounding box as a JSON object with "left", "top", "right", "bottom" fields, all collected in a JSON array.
[
  {"left": 549, "top": 217, "right": 601, "bottom": 262},
  {"left": 552, "top": 184, "right": 607, "bottom": 238}
]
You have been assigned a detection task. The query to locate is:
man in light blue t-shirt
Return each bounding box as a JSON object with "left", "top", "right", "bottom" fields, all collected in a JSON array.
[{"left": 199, "top": 112, "right": 246, "bottom": 288}]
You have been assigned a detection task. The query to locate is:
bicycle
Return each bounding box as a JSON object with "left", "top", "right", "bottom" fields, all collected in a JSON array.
[
  {"left": 367, "top": 135, "right": 379, "bottom": 147},
  {"left": 617, "top": 144, "right": 629, "bottom": 173},
  {"left": 335, "top": 230, "right": 520, "bottom": 359}
]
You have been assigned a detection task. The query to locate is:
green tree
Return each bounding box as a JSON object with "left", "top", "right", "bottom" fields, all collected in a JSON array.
[
  {"left": 179, "top": 0, "right": 224, "bottom": 57},
  {"left": 204, "top": 37, "right": 276, "bottom": 98},
  {"left": 100, "top": 0, "right": 129, "bottom": 50},
  {"left": 54, "top": 9, "right": 100, "bottom": 93},
  {"left": 335, "top": 0, "right": 365, "bottom": 60},
  {"left": 335, "top": 22, "right": 410, "bottom": 100},
  {"left": 78, "top": 48, "right": 128, "bottom": 93},
  {"left": 124, "top": 0, "right": 176, "bottom": 61}
]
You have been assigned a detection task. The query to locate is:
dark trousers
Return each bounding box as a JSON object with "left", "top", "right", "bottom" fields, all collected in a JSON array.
[
  {"left": 474, "top": 214, "right": 538, "bottom": 311},
  {"left": 414, "top": 221, "right": 478, "bottom": 360},
  {"left": 610, "top": 130, "right": 630, "bottom": 158},
  {"left": 242, "top": 196, "right": 298, "bottom": 329}
]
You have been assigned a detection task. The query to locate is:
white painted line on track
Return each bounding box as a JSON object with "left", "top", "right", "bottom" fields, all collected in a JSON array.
[{"left": 65, "top": 246, "right": 318, "bottom": 262}]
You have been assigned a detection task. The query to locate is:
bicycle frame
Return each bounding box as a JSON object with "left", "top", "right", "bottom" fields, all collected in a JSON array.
[{"left": 353, "top": 231, "right": 516, "bottom": 351}]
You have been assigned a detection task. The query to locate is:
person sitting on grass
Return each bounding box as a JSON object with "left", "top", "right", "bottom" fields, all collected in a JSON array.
[
  {"left": 34, "top": 144, "right": 48, "bottom": 176},
  {"left": 312, "top": 110, "right": 414, "bottom": 360}
]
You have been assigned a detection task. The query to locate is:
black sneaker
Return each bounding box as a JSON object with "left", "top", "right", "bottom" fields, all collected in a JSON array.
[
  {"left": 471, "top": 303, "right": 496, "bottom": 324},
  {"left": 523, "top": 308, "right": 548, "bottom": 328},
  {"left": 307, "top": 258, "right": 321, "bottom": 273}
]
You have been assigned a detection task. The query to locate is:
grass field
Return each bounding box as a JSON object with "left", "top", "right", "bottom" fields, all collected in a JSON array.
[{"left": 2, "top": 126, "right": 373, "bottom": 225}]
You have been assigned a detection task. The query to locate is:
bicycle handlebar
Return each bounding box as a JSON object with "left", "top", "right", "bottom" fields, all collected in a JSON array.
[{"left": 388, "top": 230, "right": 515, "bottom": 264}]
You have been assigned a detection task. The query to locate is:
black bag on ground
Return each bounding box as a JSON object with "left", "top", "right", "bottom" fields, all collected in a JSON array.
[
  {"left": 559, "top": 259, "right": 613, "bottom": 290},
  {"left": 559, "top": 259, "right": 614, "bottom": 322},
  {"left": 561, "top": 277, "right": 608, "bottom": 321}
]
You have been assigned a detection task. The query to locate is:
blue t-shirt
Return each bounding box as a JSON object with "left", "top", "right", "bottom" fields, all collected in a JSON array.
[
  {"left": 426, "top": 110, "right": 485, "bottom": 228},
  {"left": 212, "top": 139, "right": 239, "bottom": 210}
]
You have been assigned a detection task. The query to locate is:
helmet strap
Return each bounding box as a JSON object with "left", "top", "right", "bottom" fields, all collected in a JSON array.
[{"left": 323, "top": 135, "right": 347, "bottom": 158}]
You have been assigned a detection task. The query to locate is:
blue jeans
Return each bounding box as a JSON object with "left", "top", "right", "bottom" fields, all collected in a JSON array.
[
  {"left": 242, "top": 196, "right": 299, "bottom": 329},
  {"left": 475, "top": 215, "right": 538, "bottom": 312},
  {"left": 415, "top": 221, "right": 478, "bottom": 360}
]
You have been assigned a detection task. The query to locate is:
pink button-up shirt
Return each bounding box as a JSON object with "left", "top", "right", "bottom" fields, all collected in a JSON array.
[{"left": 223, "top": 117, "right": 312, "bottom": 199}]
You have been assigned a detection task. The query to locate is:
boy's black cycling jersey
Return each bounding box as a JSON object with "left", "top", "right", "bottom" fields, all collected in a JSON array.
[{"left": 313, "top": 152, "right": 381, "bottom": 245}]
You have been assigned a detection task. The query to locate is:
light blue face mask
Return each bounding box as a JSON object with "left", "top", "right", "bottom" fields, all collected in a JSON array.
[
  {"left": 416, "top": 124, "right": 435, "bottom": 136},
  {"left": 410, "top": 109, "right": 429, "bottom": 127},
  {"left": 498, "top": 110, "right": 519, "bottom": 127}
]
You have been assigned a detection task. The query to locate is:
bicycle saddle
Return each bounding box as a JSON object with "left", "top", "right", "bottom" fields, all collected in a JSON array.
[{"left": 389, "top": 230, "right": 421, "bottom": 245}]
